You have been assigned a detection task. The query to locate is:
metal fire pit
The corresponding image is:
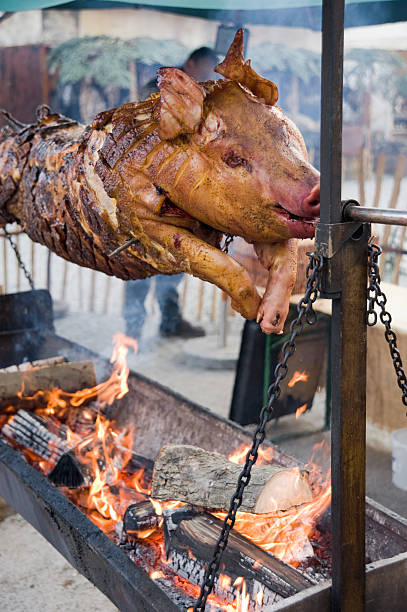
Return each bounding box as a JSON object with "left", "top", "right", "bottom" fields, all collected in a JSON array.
[{"left": 1, "top": 331, "right": 407, "bottom": 611}]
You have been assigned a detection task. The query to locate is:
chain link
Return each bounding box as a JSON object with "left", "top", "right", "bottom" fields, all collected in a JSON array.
[
  {"left": 222, "top": 234, "right": 234, "bottom": 254},
  {"left": 193, "top": 252, "right": 323, "bottom": 611},
  {"left": 3, "top": 227, "right": 34, "bottom": 290},
  {"left": 367, "top": 241, "right": 407, "bottom": 410}
]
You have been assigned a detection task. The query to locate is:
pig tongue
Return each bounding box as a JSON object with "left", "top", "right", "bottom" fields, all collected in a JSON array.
[{"left": 275, "top": 204, "right": 318, "bottom": 239}]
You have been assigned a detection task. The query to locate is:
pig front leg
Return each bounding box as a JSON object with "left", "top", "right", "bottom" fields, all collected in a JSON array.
[
  {"left": 141, "top": 220, "right": 261, "bottom": 320},
  {"left": 254, "top": 239, "right": 298, "bottom": 334}
]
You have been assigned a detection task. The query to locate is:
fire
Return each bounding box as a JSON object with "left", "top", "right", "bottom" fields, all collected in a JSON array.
[
  {"left": 2, "top": 334, "right": 333, "bottom": 610},
  {"left": 184, "top": 576, "right": 252, "bottom": 612},
  {"left": 296, "top": 403, "right": 307, "bottom": 419},
  {"left": 255, "top": 588, "right": 264, "bottom": 607},
  {"left": 228, "top": 444, "right": 274, "bottom": 465},
  {"left": 150, "top": 570, "right": 164, "bottom": 580},
  {"left": 219, "top": 573, "right": 232, "bottom": 591},
  {"left": 287, "top": 370, "right": 308, "bottom": 388},
  {"left": 221, "top": 442, "right": 331, "bottom": 566}
]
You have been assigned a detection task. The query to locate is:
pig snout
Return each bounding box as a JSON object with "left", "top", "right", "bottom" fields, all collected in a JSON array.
[{"left": 300, "top": 182, "right": 320, "bottom": 218}]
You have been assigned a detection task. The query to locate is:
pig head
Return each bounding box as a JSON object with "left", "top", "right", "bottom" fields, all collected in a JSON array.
[{"left": 138, "top": 29, "right": 320, "bottom": 332}]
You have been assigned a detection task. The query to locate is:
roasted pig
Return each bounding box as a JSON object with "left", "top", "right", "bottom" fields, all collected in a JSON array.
[{"left": 0, "top": 30, "right": 320, "bottom": 333}]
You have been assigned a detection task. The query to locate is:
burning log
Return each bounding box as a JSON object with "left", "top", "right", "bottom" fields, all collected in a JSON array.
[
  {"left": 163, "top": 506, "right": 314, "bottom": 607},
  {"left": 1, "top": 408, "right": 94, "bottom": 487},
  {"left": 0, "top": 357, "right": 96, "bottom": 399},
  {"left": 1, "top": 405, "right": 154, "bottom": 490},
  {"left": 151, "top": 445, "right": 313, "bottom": 514},
  {"left": 123, "top": 500, "right": 162, "bottom": 537},
  {"left": 1, "top": 409, "right": 71, "bottom": 463}
]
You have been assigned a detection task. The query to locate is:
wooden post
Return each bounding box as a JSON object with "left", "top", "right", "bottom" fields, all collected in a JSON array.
[
  {"left": 210, "top": 284, "right": 217, "bottom": 321},
  {"left": 89, "top": 270, "right": 96, "bottom": 312},
  {"left": 197, "top": 280, "right": 204, "bottom": 321},
  {"left": 2, "top": 231, "right": 7, "bottom": 293},
  {"left": 393, "top": 226, "right": 406, "bottom": 284},
  {"left": 180, "top": 275, "right": 188, "bottom": 316},
  {"left": 358, "top": 147, "right": 366, "bottom": 206},
  {"left": 372, "top": 153, "right": 386, "bottom": 208},
  {"left": 61, "top": 260, "right": 68, "bottom": 301},
  {"left": 30, "top": 240, "right": 35, "bottom": 287},
  {"left": 379, "top": 155, "right": 406, "bottom": 276},
  {"left": 16, "top": 234, "right": 21, "bottom": 291}
]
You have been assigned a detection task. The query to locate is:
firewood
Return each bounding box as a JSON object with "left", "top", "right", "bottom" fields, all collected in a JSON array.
[
  {"left": 123, "top": 500, "right": 162, "bottom": 537},
  {"left": 1, "top": 409, "right": 71, "bottom": 462},
  {"left": 163, "top": 506, "right": 314, "bottom": 607},
  {"left": 0, "top": 358, "right": 96, "bottom": 399},
  {"left": 151, "top": 445, "right": 313, "bottom": 514}
]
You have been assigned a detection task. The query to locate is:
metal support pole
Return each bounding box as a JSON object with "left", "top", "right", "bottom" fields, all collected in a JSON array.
[{"left": 320, "top": 1, "right": 366, "bottom": 610}]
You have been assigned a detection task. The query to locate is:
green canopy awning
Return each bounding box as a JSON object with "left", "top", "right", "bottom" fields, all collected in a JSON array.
[{"left": 0, "top": 0, "right": 406, "bottom": 29}]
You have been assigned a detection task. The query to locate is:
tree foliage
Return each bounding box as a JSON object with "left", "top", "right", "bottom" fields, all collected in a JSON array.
[
  {"left": 249, "top": 42, "right": 320, "bottom": 85},
  {"left": 48, "top": 36, "right": 190, "bottom": 89}
]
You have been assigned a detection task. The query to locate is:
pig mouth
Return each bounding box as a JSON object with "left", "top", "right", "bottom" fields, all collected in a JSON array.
[{"left": 275, "top": 203, "right": 318, "bottom": 239}]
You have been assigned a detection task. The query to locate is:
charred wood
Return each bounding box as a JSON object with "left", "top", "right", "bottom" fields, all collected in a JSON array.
[
  {"left": 1, "top": 409, "right": 71, "bottom": 462},
  {"left": 123, "top": 500, "right": 162, "bottom": 538},
  {"left": 151, "top": 444, "right": 313, "bottom": 514},
  {"left": 163, "top": 507, "right": 314, "bottom": 607}
]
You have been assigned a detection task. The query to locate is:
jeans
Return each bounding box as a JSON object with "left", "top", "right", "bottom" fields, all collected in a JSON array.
[{"left": 123, "top": 274, "right": 183, "bottom": 337}]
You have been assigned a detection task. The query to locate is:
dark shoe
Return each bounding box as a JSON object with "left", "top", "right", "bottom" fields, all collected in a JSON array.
[{"left": 160, "top": 319, "right": 206, "bottom": 339}]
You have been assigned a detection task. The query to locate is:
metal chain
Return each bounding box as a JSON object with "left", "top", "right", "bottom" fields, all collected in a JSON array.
[
  {"left": 222, "top": 234, "right": 234, "bottom": 254},
  {"left": 367, "top": 241, "right": 407, "bottom": 410},
  {"left": 194, "top": 251, "right": 323, "bottom": 611},
  {"left": 2, "top": 227, "right": 34, "bottom": 290}
]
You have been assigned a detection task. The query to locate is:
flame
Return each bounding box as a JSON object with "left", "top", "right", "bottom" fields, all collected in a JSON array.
[
  {"left": 255, "top": 588, "right": 264, "bottom": 606},
  {"left": 287, "top": 371, "right": 308, "bottom": 388},
  {"left": 222, "top": 442, "right": 331, "bottom": 566},
  {"left": 219, "top": 573, "right": 232, "bottom": 591},
  {"left": 228, "top": 444, "right": 274, "bottom": 465},
  {"left": 184, "top": 576, "right": 251, "bottom": 612},
  {"left": 296, "top": 403, "right": 307, "bottom": 419},
  {"left": 1, "top": 334, "right": 333, "bottom": 610},
  {"left": 150, "top": 570, "right": 164, "bottom": 580}
]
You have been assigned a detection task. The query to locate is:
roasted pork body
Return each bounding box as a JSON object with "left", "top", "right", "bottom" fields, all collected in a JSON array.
[{"left": 0, "top": 30, "right": 320, "bottom": 332}]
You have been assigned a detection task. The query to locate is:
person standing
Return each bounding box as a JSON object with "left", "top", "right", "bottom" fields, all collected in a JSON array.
[{"left": 123, "top": 46, "right": 219, "bottom": 340}]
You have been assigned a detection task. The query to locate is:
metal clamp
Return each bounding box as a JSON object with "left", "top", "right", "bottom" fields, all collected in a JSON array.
[
  {"left": 315, "top": 200, "right": 362, "bottom": 259},
  {"left": 315, "top": 200, "right": 370, "bottom": 297}
]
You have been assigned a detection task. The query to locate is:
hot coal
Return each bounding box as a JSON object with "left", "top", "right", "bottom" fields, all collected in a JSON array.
[{"left": 123, "top": 500, "right": 162, "bottom": 537}]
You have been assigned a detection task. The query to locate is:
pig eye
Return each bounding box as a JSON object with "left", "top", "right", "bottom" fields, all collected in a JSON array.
[{"left": 222, "top": 151, "right": 252, "bottom": 173}]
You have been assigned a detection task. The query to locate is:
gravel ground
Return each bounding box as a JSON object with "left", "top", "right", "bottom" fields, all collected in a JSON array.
[{"left": 0, "top": 514, "right": 117, "bottom": 612}]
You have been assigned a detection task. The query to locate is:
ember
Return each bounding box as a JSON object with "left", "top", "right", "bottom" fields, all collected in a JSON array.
[{"left": 0, "top": 335, "right": 333, "bottom": 610}]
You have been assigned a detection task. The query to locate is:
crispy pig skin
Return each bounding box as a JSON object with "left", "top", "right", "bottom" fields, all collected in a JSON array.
[{"left": 0, "top": 30, "right": 320, "bottom": 329}]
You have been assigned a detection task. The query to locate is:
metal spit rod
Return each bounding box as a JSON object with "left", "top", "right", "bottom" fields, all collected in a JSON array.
[{"left": 345, "top": 205, "right": 407, "bottom": 226}]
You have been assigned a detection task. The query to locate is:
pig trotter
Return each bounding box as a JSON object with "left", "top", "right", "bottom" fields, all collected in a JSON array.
[
  {"left": 254, "top": 239, "right": 297, "bottom": 334},
  {"left": 141, "top": 220, "right": 261, "bottom": 320}
]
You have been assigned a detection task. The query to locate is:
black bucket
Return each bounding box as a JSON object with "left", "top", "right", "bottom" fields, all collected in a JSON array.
[
  {"left": 229, "top": 304, "right": 330, "bottom": 426},
  {"left": 0, "top": 290, "right": 54, "bottom": 368}
]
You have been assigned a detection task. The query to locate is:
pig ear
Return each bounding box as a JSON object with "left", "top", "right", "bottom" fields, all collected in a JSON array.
[
  {"left": 157, "top": 67, "right": 205, "bottom": 140},
  {"left": 215, "top": 29, "right": 279, "bottom": 106}
]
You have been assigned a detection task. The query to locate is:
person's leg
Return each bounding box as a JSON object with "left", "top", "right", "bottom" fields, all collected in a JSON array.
[
  {"left": 155, "top": 273, "right": 205, "bottom": 338},
  {"left": 123, "top": 278, "right": 151, "bottom": 338},
  {"left": 155, "top": 274, "right": 183, "bottom": 334}
]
